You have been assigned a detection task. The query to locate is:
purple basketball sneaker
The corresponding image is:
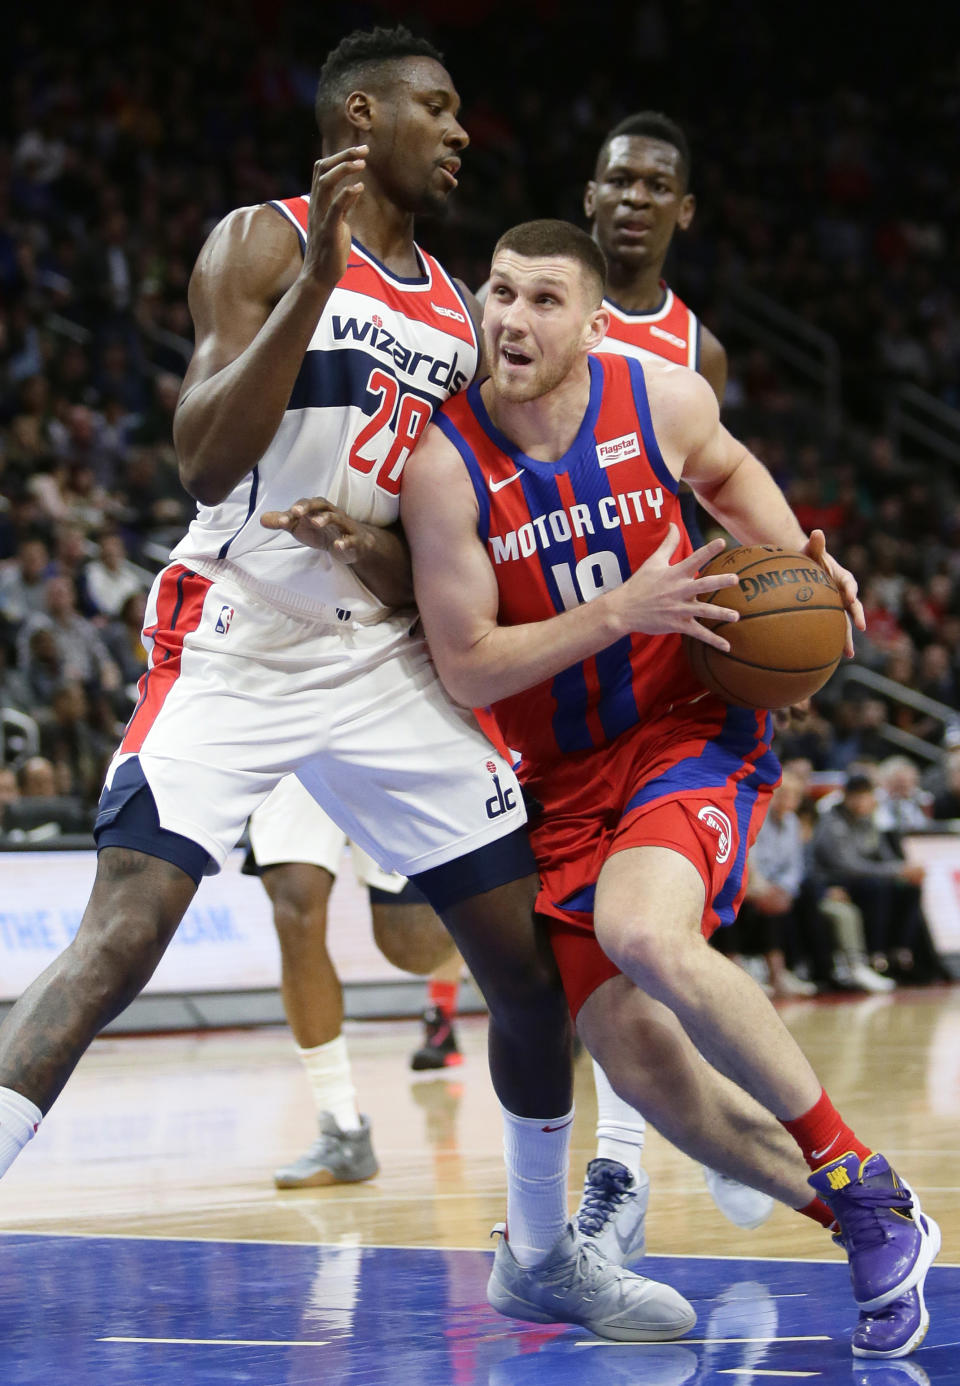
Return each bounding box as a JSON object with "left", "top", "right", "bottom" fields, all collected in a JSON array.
[
  {"left": 851, "top": 1214, "right": 940, "bottom": 1359},
  {"left": 808, "top": 1152, "right": 940, "bottom": 1312}
]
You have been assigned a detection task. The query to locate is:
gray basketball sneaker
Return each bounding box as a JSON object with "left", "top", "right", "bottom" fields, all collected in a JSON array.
[
  {"left": 575, "top": 1159, "right": 650, "bottom": 1265},
  {"left": 273, "top": 1112, "right": 379, "bottom": 1189},
  {"left": 487, "top": 1222, "right": 696, "bottom": 1341}
]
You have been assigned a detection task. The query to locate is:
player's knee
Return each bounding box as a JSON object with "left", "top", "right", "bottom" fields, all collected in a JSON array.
[
  {"left": 594, "top": 908, "right": 668, "bottom": 985},
  {"left": 479, "top": 946, "right": 566, "bottom": 1031},
  {"left": 67, "top": 901, "right": 171, "bottom": 1017},
  {"left": 270, "top": 893, "right": 327, "bottom": 952},
  {"left": 262, "top": 864, "right": 332, "bottom": 947},
  {"left": 371, "top": 904, "right": 455, "bottom": 974},
  {"left": 599, "top": 911, "right": 709, "bottom": 1007}
]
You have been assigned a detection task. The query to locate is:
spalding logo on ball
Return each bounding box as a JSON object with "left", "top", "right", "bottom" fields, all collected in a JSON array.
[{"left": 684, "top": 544, "right": 848, "bottom": 710}]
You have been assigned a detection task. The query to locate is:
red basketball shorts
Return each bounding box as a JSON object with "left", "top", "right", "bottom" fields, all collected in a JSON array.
[{"left": 523, "top": 697, "right": 781, "bottom": 1017}]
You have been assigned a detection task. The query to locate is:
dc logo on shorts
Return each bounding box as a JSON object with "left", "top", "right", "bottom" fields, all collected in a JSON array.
[
  {"left": 697, "top": 805, "right": 733, "bottom": 864},
  {"left": 215, "top": 605, "right": 235, "bottom": 635},
  {"left": 336, "top": 608, "right": 351, "bottom": 622},
  {"left": 485, "top": 762, "right": 517, "bottom": 819}
]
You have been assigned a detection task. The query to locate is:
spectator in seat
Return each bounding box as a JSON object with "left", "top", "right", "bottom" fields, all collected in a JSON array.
[
  {"left": 0, "top": 537, "right": 52, "bottom": 626},
  {"left": 16, "top": 575, "right": 119, "bottom": 696},
  {"left": 931, "top": 750, "right": 960, "bottom": 822},
  {"left": 17, "top": 755, "right": 58, "bottom": 798},
  {"left": 102, "top": 590, "right": 148, "bottom": 698},
  {"left": 873, "top": 756, "right": 933, "bottom": 836},
  {"left": 39, "top": 681, "right": 113, "bottom": 804},
  {"left": 83, "top": 531, "right": 148, "bottom": 619},
  {"left": 812, "top": 774, "right": 944, "bottom": 984},
  {"left": 738, "top": 773, "right": 818, "bottom": 997}
]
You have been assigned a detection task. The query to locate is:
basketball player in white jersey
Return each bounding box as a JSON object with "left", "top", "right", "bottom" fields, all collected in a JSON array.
[
  {"left": 0, "top": 27, "right": 700, "bottom": 1342},
  {"left": 246, "top": 775, "right": 464, "bottom": 1189}
]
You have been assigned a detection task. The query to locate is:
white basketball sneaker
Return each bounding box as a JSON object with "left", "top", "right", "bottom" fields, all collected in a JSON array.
[
  {"left": 487, "top": 1221, "right": 696, "bottom": 1341},
  {"left": 702, "top": 1165, "right": 775, "bottom": 1229},
  {"left": 575, "top": 1158, "right": 650, "bottom": 1265}
]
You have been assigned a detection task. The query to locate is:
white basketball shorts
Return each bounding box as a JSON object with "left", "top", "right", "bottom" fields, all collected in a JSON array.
[
  {"left": 248, "top": 774, "right": 409, "bottom": 893},
  {"left": 101, "top": 564, "right": 526, "bottom": 876}
]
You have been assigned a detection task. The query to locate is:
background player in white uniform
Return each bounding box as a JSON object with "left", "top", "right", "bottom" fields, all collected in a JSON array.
[
  {"left": 0, "top": 28, "right": 698, "bottom": 1343},
  {"left": 247, "top": 775, "right": 464, "bottom": 1188}
]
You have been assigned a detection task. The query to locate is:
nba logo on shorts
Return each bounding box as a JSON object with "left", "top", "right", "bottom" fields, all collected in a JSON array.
[
  {"left": 215, "top": 605, "right": 234, "bottom": 635},
  {"left": 697, "top": 805, "right": 733, "bottom": 863}
]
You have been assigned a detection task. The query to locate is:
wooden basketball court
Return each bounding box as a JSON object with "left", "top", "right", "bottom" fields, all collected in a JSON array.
[{"left": 1, "top": 987, "right": 957, "bottom": 1383}]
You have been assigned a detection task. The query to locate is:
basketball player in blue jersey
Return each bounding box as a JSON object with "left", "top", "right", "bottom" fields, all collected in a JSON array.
[
  {"left": 478, "top": 112, "right": 772, "bottom": 1260},
  {"left": 399, "top": 219, "right": 938, "bottom": 1359},
  {"left": 0, "top": 27, "right": 705, "bottom": 1344},
  {"left": 573, "top": 112, "right": 775, "bottom": 1262}
]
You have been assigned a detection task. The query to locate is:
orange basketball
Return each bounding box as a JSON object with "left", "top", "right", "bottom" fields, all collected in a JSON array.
[{"left": 683, "top": 544, "right": 848, "bottom": 709}]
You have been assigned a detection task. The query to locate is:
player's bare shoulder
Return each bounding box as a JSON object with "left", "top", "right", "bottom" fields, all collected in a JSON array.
[
  {"left": 189, "top": 203, "right": 304, "bottom": 315},
  {"left": 401, "top": 419, "right": 480, "bottom": 532},
  {"left": 641, "top": 355, "right": 720, "bottom": 461},
  {"left": 402, "top": 419, "right": 466, "bottom": 489}
]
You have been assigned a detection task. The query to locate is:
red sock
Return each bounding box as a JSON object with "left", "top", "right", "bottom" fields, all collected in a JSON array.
[
  {"left": 781, "top": 1088, "right": 872, "bottom": 1171},
  {"left": 429, "top": 978, "right": 459, "bottom": 1018},
  {"left": 798, "top": 1196, "right": 838, "bottom": 1230}
]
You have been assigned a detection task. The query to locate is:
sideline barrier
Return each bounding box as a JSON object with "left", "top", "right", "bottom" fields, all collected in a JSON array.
[{"left": 0, "top": 844, "right": 483, "bottom": 1030}]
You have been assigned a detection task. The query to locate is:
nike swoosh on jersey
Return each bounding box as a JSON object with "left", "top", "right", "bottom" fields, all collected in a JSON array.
[{"left": 489, "top": 469, "right": 526, "bottom": 492}]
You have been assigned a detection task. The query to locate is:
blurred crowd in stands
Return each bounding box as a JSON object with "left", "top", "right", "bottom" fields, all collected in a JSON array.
[{"left": 0, "top": 3, "right": 957, "bottom": 984}]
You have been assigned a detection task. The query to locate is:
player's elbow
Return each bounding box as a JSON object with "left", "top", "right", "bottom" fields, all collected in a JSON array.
[
  {"left": 178, "top": 464, "right": 228, "bottom": 508},
  {"left": 173, "top": 412, "right": 236, "bottom": 507},
  {"left": 432, "top": 651, "right": 485, "bottom": 710},
  {"left": 435, "top": 665, "right": 475, "bottom": 709},
  {"left": 175, "top": 439, "right": 240, "bottom": 507}
]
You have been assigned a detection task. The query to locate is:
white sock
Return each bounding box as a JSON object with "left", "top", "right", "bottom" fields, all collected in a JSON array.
[
  {"left": 0, "top": 1087, "right": 42, "bottom": 1178},
  {"left": 501, "top": 1103, "right": 573, "bottom": 1267},
  {"left": 298, "top": 1036, "right": 362, "bottom": 1132},
  {"left": 593, "top": 1059, "right": 645, "bottom": 1180}
]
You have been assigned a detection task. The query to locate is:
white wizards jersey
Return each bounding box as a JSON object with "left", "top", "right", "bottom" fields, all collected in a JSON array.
[
  {"left": 601, "top": 283, "right": 701, "bottom": 371},
  {"left": 171, "top": 195, "right": 478, "bottom": 624}
]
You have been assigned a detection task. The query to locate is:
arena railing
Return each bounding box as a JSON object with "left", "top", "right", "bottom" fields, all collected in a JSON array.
[
  {"left": 719, "top": 281, "right": 842, "bottom": 440},
  {"left": 834, "top": 664, "right": 957, "bottom": 764},
  {"left": 886, "top": 384, "right": 960, "bottom": 470}
]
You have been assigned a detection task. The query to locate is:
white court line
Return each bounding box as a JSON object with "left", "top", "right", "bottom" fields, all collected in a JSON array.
[
  {"left": 575, "top": 1336, "right": 831, "bottom": 1347},
  {"left": 720, "top": 1371, "right": 819, "bottom": 1378},
  {"left": 100, "top": 1337, "right": 330, "bottom": 1348}
]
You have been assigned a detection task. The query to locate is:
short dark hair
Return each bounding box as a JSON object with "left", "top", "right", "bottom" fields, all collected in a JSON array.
[
  {"left": 493, "top": 220, "right": 607, "bottom": 304},
  {"left": 315, "top": 25, "right": 446, "bottom": 137},
  {"left": 844, "top": 773, "right": 875, "bottom": 796},
  {"left": 596, "top": 112, "right": 691, "bottom": 189}
]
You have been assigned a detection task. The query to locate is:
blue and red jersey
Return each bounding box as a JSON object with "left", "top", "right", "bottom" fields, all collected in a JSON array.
[{"left": 434, "top": 352, "right": 705, "bottom": 771}]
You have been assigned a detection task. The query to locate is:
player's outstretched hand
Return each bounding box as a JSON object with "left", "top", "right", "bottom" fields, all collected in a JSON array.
[
  {"left": 615, "top": 524, "right": 741, "bottom": 651},
  {"left": 301, "top": 146, "right": 368, "bottom": 290},
  {"left": 803, "top": 528, "right": 865, "bottom": 658},
  {"left": 261, "top": 496, "right": 371, "bottom": 563}
]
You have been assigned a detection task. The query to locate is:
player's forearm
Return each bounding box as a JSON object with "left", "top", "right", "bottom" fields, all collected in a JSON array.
[
  {"left": 431, "top": 598, "right": 624, "bottom": 708},
  {"left": 174, "top": 276, "right": 333, "bottom": 507},
  {"left": 695, "top": 451, "right": 808, "bottom": 550},
  {"left": 349, "top": 524, "right": 414, "bottom": 608}
]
